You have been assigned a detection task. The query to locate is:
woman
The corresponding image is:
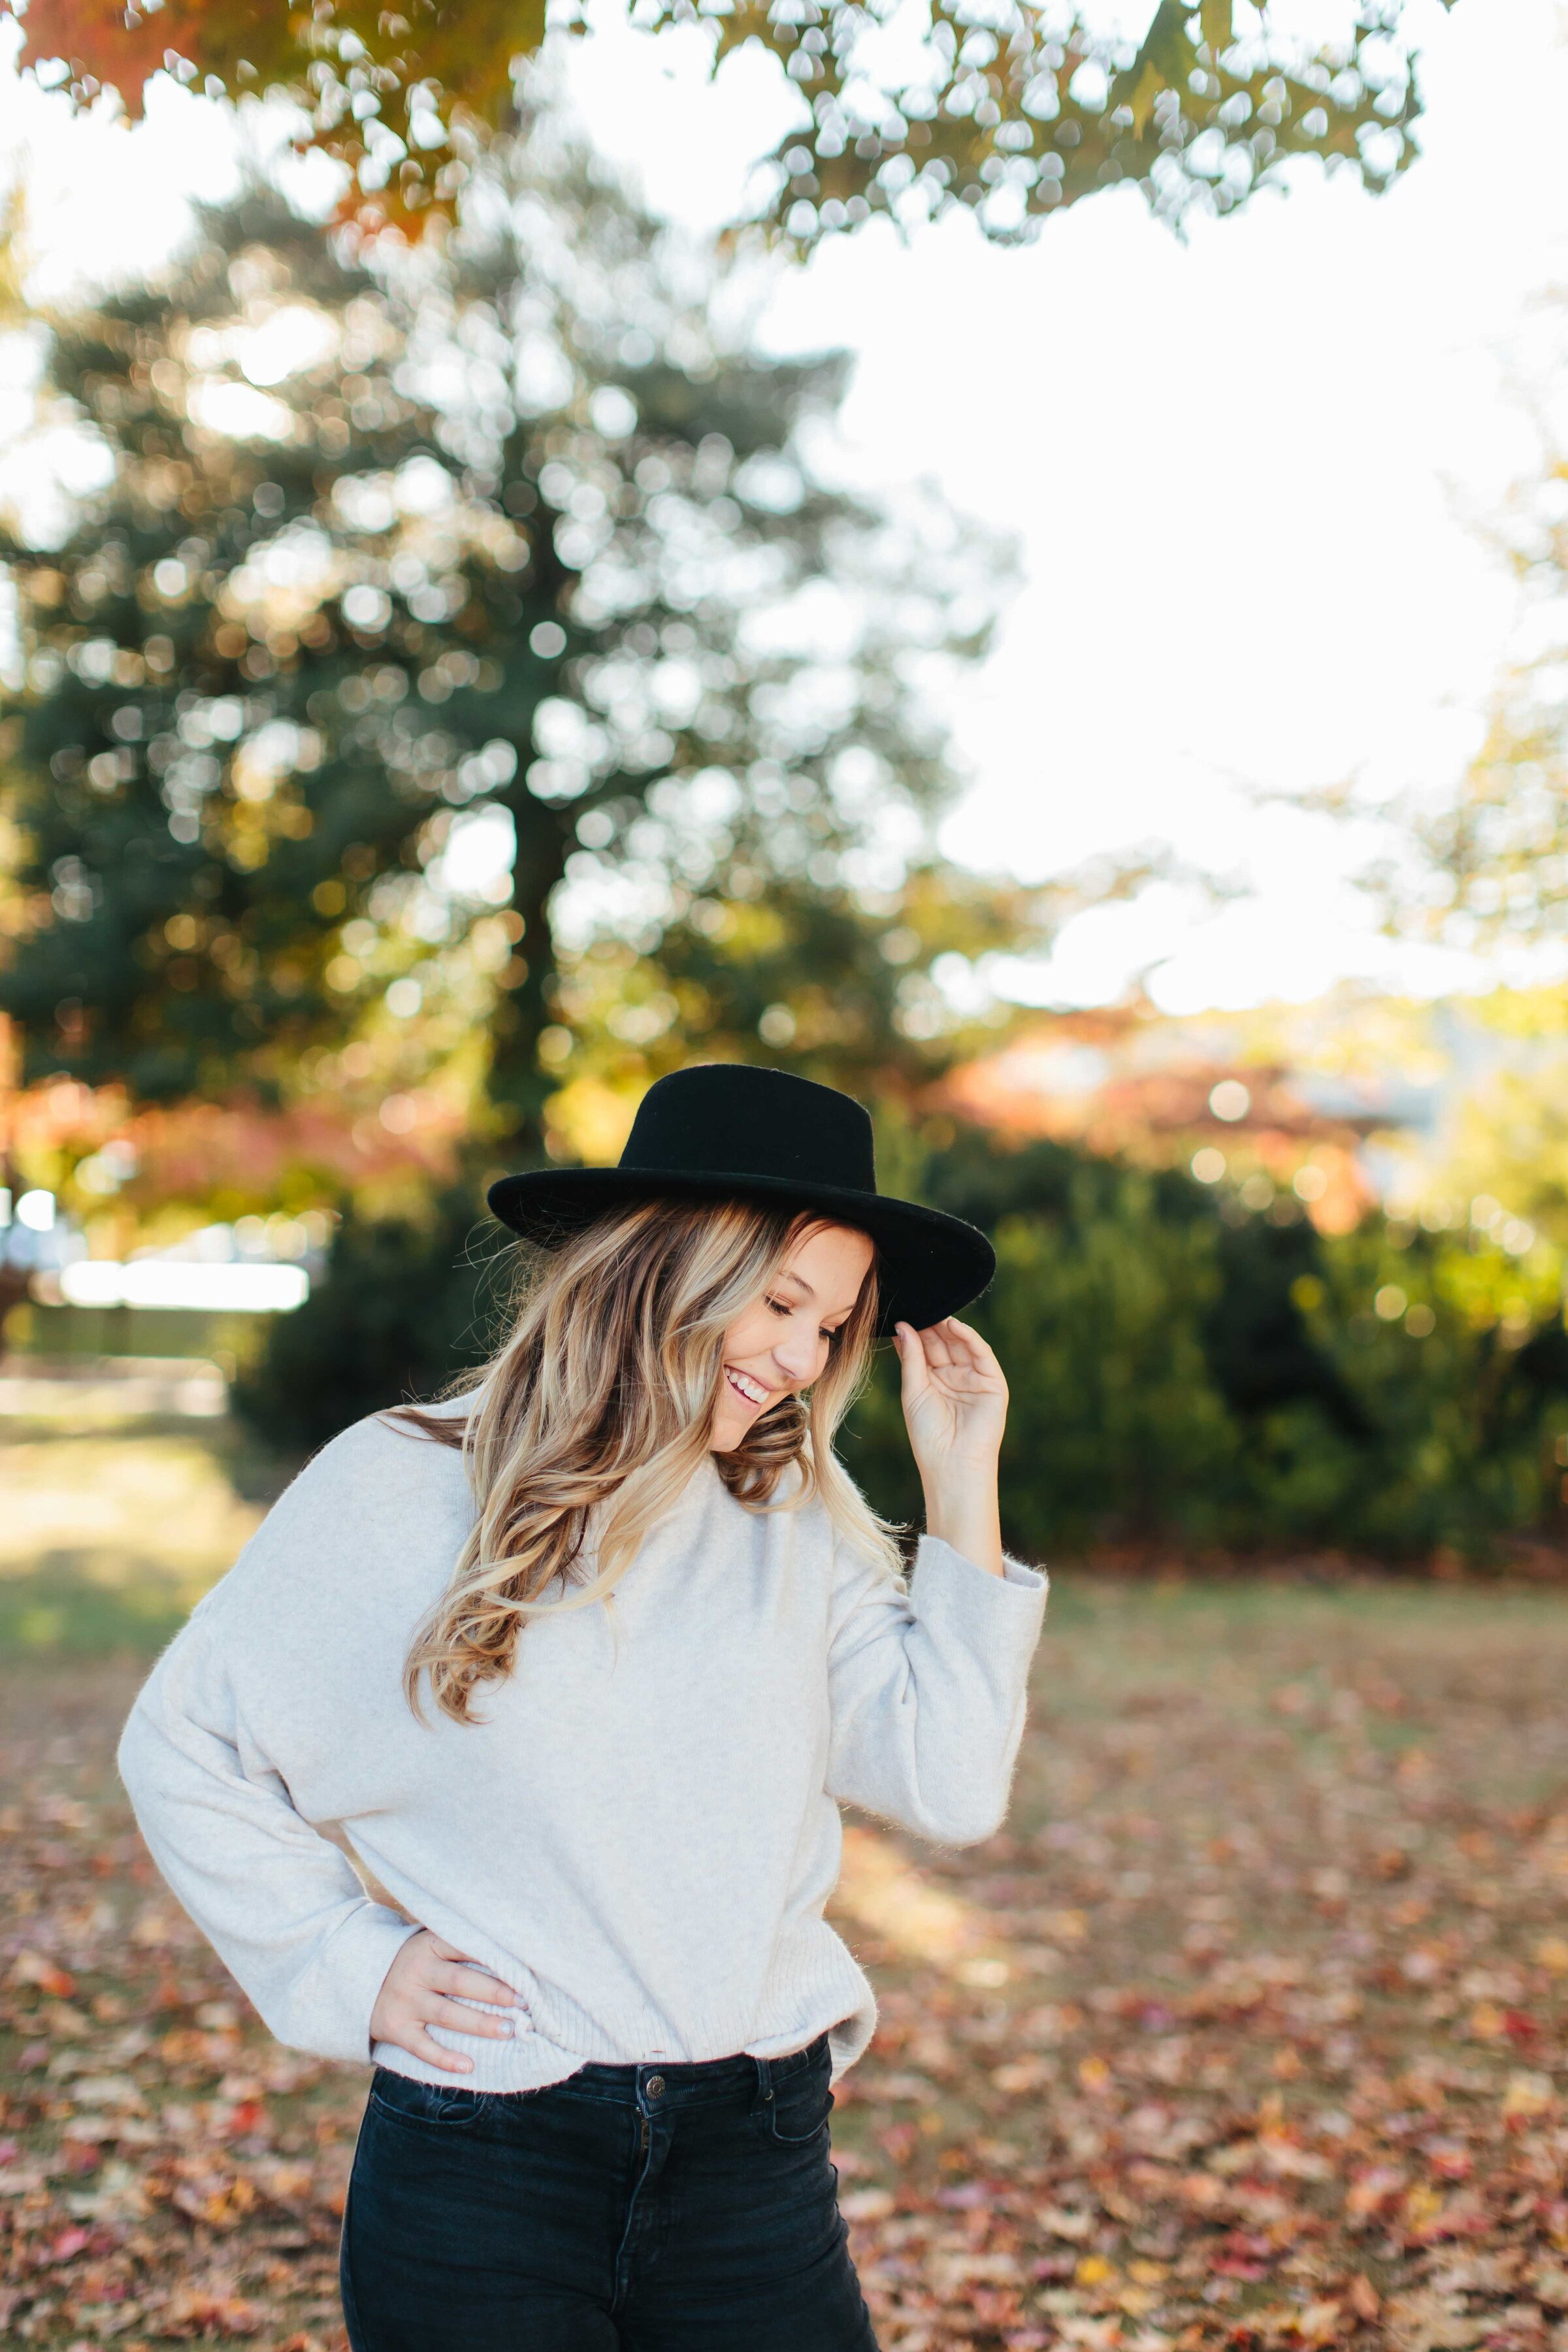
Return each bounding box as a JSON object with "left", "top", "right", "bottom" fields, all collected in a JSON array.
[{"left": 119, "top": 1063, "right": 1047, "bottom": 2351}]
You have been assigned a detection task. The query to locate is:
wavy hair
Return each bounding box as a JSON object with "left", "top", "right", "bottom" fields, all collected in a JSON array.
[{"left": 391, "top": 1195, "right": 899, "bottom": 1723}]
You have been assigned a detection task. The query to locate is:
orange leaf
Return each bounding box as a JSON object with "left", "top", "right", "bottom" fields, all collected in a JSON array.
[
  {"left": 1347, "top": 2272, "right": 1380, "bottom": 2321},
  {"left": 8, "top": 1947, "right": 77, "bottom": 1997}
]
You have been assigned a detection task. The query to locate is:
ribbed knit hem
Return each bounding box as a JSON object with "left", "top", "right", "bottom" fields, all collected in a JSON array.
[{"left": 370, "top": 1929, "right": 877, "bottom": 2093}]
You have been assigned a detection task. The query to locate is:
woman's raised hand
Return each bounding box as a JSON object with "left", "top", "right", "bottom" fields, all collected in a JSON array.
[
  {"left": 369, "top": 1929, "right": 521, "bottom": 2074},
  {"left": 894, "top": 1317, "right": 1007, "bottom": 1473},
  {"left": 894, "top": 1317, "right": 1008, "bottom": 1579}
]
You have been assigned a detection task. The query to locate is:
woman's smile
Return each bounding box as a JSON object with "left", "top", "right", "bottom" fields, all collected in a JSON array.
[{"left": 708, "top": 1222, "right": 875, "bottom": 1452}]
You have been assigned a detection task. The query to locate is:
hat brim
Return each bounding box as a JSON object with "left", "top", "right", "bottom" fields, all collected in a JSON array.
[{"left": 485, "top": 1168, "right": 994, "bottom": 1339}]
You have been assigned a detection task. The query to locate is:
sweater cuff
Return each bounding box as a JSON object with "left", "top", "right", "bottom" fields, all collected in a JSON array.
[
  {"left": 314, "top": 1903, "right": 423, "bottom": 2065},
  {"left": 915, "top": 1532, "right": 1049, "bottom": 1604}
]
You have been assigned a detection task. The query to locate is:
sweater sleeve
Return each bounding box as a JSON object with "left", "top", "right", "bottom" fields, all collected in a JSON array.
[
  {"left": 117, "top": 1602, "right": 421, "bottom": 2065},
  {"left": 825, "top": 1535, "right": 1048, "bottom": 1847}
]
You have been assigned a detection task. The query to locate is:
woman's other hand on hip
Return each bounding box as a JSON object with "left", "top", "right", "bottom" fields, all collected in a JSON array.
[{"left": 369, "top": 1930, "right": 521, "bottom": 2073}]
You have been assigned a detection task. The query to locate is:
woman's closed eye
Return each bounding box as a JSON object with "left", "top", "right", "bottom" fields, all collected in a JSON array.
[{"left": 767, "top": 1296, "right": 840, "bottom": 1343}]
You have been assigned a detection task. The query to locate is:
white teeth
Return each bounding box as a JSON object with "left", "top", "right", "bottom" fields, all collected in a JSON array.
[{"left": 725, "top": 1367, "right": 768, "bottom": 1405}]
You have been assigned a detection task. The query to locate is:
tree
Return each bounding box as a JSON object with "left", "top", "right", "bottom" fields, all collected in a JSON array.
[
  {"left": 7, "top": 0, "right": 1448, "bottom": 246},
  {"left": 531, "top": 849, "right": 1166, "bottom": 1173},
  {"left": 0, "top": 131, "right": 1015, "bottom": 1153},
  {"left": 0, "top": 181, "right": 564, "bottom": 1137}
]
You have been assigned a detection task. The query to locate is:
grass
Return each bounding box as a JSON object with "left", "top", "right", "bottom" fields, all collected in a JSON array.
[
  {"left": 3, "top": 1417, "right": 1568, "bottom": 2347},
  {"left": 0, "top": 1413, "right": 291, "bottom": 1657}
]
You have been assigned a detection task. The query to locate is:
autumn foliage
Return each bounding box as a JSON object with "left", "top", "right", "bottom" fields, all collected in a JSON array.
[
  {"left": 5, "top": 1569, "right": 1568, "bottom": 2349},
  {"left": 5, "top": 0, "right": 1446, "bottom": 240}
]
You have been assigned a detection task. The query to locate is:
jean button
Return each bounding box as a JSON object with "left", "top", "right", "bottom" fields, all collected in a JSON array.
[{"left": 645, "top": 2074, "right": 666, "bottom": 2099}]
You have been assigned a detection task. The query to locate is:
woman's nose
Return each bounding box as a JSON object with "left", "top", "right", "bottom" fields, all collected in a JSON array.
[{"left": 770, "top": 1333, "right": 821, "bottom": 1382}]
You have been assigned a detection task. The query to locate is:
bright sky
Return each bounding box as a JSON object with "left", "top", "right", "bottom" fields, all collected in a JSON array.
[{"left": 3, "top": 0, "right": 1564, "bottom": 1015}]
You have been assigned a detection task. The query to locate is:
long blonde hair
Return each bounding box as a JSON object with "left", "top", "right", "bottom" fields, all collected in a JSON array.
[{"left": 391, "top": 1196, "right": 900, "bottom": 1723}]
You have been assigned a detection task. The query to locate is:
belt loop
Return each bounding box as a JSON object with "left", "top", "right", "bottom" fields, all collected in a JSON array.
[{"left": 755, "top": 2055, "right": 775, "bottom": 2107}]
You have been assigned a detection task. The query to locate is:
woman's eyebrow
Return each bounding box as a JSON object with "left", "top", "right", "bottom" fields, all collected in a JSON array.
[{"left": 777, "top": 1271, "right": 815, "bottom": 1300}]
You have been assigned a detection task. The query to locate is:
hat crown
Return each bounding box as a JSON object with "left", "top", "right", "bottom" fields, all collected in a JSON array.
[
  {"left": 486, "top": 1058, "right": 994, "bottom": 1332},
  {"left": 621, "top": 1064, "right": 877, "bottom": 1196}
]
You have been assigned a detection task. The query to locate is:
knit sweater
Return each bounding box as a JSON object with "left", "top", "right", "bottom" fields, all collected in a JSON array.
[{"left": 117, "top": 1399, "right": 1048, "bottom": 2090}]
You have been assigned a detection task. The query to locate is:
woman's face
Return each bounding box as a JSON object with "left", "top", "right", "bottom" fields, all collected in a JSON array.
[{"left": 709, "top": 1220, "right": 875, "bottom": 1453}]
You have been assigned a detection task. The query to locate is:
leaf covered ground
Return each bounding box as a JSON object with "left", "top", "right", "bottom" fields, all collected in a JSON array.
[{"left": 3, "top": 1420, "right": 1568, "bottom": 2351}]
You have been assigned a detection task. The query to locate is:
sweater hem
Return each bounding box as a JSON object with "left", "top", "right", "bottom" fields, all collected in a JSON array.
[{"left": 367, "top": 1953, "right": 877, "bottom": 2093}]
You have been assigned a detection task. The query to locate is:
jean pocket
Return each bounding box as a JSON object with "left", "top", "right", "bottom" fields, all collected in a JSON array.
[
  {"left": 368, "top": 2067, "right": 490, "bottom": 2129},
  {"left": 764, "top": 2046, "right": 834, "bottom": 2146}
]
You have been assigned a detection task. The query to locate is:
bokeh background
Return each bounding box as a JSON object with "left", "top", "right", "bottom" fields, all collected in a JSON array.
[{"left": 6, "top": 3, "right": 1568, "bottom": 2348}]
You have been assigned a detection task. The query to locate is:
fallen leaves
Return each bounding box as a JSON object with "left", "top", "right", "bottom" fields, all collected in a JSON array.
[
  {"left": 4, "top": 1578, "right": 1568, "bottom": 2349},
  {"left": 821, "top": 1582, "right": 1568, "bottom": 2349},
  {"left": 159, "top": 2278, "right": 266, "bottom": 2336},
  {"left": 0, "top": 1671, "right": 354, "bottom": 2349},
  {"left": 9, "top": 1953, "right": 78, "bottom": 2001}
]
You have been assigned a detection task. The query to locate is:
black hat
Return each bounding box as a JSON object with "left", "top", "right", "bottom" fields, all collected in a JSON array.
[{"left": 486, "top": 1063, "right": 994, "bottom": 1337}]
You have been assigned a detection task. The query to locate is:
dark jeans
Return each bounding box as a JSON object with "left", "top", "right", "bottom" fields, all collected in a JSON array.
[{"left": 340, "top": 2033, "right": 881, "bottom": 2350}]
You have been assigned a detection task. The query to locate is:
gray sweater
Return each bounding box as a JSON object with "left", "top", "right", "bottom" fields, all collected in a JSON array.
[{"left": 118, "top": 1401, "right": 1048, "bottom": 2089}]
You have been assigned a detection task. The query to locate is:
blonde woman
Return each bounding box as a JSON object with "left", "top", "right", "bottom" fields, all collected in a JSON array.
[{"left": 119, "top": 1064, "right": 1047, "bottom": 2352}]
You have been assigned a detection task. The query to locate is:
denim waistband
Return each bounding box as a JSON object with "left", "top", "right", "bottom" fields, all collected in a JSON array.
[{"left": 542, "top": 2032, "right": 829, "bottom": 2110}]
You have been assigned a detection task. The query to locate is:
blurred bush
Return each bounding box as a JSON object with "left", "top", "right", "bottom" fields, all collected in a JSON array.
[
  {"left": 1248, "top": 1217, "right": 1568, "bottom": 1558},
  {"left": 843, "top": 1132, "right": 1568, "bottom": 1563},
  {"left": 230, "top": 1186, "right": 513, "bottom": 1453},
  {"left": 842, "top": 1165, "right": 1245, "bottom": 1545},
  {"left": 237, "top": 1123, "right": 1568, "bottom": 1560}
]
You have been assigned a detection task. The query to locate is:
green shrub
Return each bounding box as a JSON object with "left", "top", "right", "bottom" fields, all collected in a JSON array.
[
  {"left": 1251, "top": 1223, "right": 1568, "bottom": 1555},
  {"left": 845, "top": 1136, "right": 1568, "bottom": 1562},
  {"left": 237, "top": 1128, "right": 1568, "bottom": 1560}
]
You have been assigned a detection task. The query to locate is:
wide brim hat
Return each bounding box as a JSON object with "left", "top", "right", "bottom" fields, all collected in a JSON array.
[{"left": 486, "top": 1062, "right": 994, "bottom": 1338}]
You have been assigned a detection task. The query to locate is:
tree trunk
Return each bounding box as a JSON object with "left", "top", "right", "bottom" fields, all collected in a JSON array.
[{"left": 485, "top": 792, "right": 574, "bottom": 1160}]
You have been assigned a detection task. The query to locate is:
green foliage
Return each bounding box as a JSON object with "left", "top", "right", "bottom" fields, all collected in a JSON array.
[
  {"left": 736, "top": 0, "right": 1428, "bottom": 249},
  {"left": 987, "top": 1193, "right": 1242, "bottom": 1545},
  {"left": 1254, "top": 1220, "right": 1568, "bottom": 1556},
  {"left": 237, "top": 1117, "right": 1568, "bottom": 1560},
  {"left": 12, "top": 0, "right": 1437, "bottom": 247},
  {"left": 1, "top": 189, "right": 549, "bottom": 1108},
  {"left": 841, "top": 1132, "right": 1568, "bottom": 1562},
  {"left": 843, "top": 1171, "right": 1243, "bottom": 1546},
  {"left": 541, "top": 865, "right": 1053, "bottom": 1146}
]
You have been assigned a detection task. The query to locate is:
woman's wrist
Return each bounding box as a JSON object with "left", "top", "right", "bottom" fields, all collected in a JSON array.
[{"left": 921, "top": 1470, "right": 1004, "bottom": 1579}]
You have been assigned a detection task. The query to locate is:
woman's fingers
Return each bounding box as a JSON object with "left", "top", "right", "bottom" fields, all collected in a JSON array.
[
  {"left": 920, "top": 1318, "right": 986, "bottom": 1367},
  {"left": 438, "top": 1963, "right": 519, "bottom": 2007},
  {"left": 911, "top": 1330, "right": 964, "bottom": 1386},
  {"left": 392, "top": 2023, "right": 476, "bottom": 2075},
  {"left": 949, "top": 1317, "right": 1001, "bottom": 1373},
  {"left": 941, "top": 1316, "right": 995, "bottom": 1363},
  {"left": 378, "top": 1995, "right": 515, "bottom": 2060},
  {"left": 429, "top": 1996, "right": 515, "bottom": 2040},
  {"left": 921, "top": 1317, "right": 1004, "bottom": 1385},
  {"left": 419, "top": 1940, "right": 519, "bottom": 2007}
]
